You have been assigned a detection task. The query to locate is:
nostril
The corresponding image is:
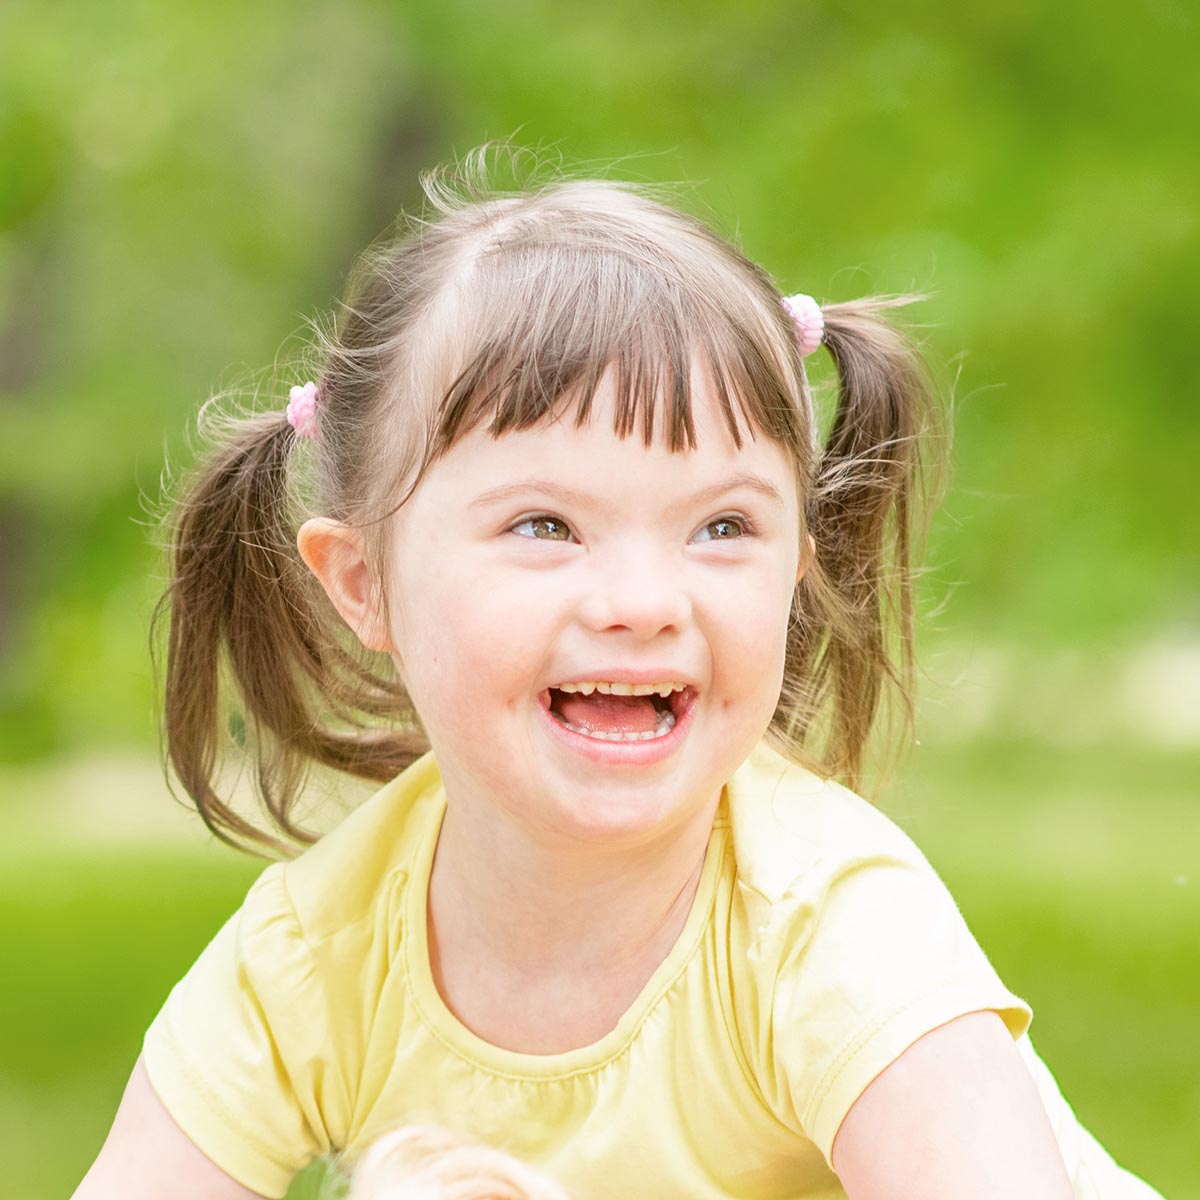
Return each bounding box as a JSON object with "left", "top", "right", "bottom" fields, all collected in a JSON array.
[{"left": 579, "top": 566, "right": 691, "bottom": 636}]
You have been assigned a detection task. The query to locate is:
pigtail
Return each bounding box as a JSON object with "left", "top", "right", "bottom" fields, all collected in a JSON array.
[
  {"left": 778, "top": 297, "right": 944, "bottom": 793},
  {"left": 153, "top": 407, "right": 419, "bottom": 857}
]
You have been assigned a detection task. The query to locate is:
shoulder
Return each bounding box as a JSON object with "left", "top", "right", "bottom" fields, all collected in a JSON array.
[
  {"left": 723, "top": 741, "right": 1015, "bottom": 995},
  {"left": 725, "top": 740, "right": 929, "bottom": 908},
  {"left": 721, "top": 742, "right": 1030, "bottom": 1158},
  {"left": 272, "top": 751, "right": 444, "bottom": 944},
  {"left": 149, "top": 750, "right": 444, "bottom": 1017},
  {"left": 141, "top": 754, "right": 446, "bottom": 1188}
]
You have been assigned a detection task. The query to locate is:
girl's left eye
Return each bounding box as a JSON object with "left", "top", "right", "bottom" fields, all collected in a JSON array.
[
  {"left": 692, "top": 516, "right": 749, "bottom": 543},
  {"left": 511, "top": 515, "right": 575, "bottom": 541}
]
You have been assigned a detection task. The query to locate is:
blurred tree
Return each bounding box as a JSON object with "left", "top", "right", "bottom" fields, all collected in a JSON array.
[{"left": 0, "top": 0, "right": 1196, "bottom": 759}]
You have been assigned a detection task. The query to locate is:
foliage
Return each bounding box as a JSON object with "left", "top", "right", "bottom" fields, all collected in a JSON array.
[{"left": 0, "top": 0, "right": 1197, "bottom": 758}]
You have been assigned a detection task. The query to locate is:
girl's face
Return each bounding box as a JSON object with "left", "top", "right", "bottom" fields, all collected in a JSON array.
[{"left": 381, "top": 367, "right": 805, "bottom": 849}]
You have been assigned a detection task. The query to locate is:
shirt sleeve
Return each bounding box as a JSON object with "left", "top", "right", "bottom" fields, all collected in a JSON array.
[
  {"left": 142, "top": 863, "right": 346, "bottom": 1198},
  {"left": 745, "top": 844, "right": 1032, "bottom": 1165}
]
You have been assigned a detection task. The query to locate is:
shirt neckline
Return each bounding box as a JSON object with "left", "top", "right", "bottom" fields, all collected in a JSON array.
[{"left": 403, "top": 782, "right": 730, "bottom": 1082}]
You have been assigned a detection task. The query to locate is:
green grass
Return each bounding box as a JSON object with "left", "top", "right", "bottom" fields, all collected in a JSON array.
[
  {"left": 4, "top": 740, "right": 1194, "bottom": 1197},
  {"left": 893, "top": 738, "right": 1199, "bottom": 1195},
  {"left": 0, "top": 847, "right": 263, "bottom": 1196}
]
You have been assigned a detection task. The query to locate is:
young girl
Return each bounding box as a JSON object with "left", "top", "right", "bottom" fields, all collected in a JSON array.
[{"left": 74, "top": 150, "right": 1164, "bottom": 1199}]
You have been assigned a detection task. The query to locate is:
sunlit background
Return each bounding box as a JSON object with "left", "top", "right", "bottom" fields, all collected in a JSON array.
[{"left": 1, "top": 1, "right": 1197, "bottom": 1195}]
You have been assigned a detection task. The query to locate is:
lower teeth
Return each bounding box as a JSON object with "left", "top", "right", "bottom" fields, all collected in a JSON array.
[{"left": 559, "top": 710, "right": 677, "bottom": 742}]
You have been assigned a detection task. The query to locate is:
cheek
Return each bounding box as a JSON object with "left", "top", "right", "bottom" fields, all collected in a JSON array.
[
  {"left": 393, "top": 567, "right": 551, "bottom": 720},
  {"left": 706, "top": 568, "right": 795, "bottom": 697}
]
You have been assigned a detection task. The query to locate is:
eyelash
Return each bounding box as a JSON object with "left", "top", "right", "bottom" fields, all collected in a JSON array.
[
  {"left": 510, "top": 515, "right": 576, "bottom": 542},
  {"left": 693, "top": 515, "right": 754, "bottom": 542},
  {"left": 507, "top": 513, "right": 756, "bottom": 543}
]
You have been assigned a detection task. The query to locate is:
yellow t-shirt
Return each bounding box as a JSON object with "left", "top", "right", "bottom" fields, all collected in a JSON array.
[{"left": 142, "top": 743, "right": 1161, "bottom": 1199}]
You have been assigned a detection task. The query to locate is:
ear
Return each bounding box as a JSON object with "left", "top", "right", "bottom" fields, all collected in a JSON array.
[
  {"left": 297, "top": 518, "right": 393, "bottom": 653},
  {"left": 797, "top": 533, "right": 817, "bottom": 584}
]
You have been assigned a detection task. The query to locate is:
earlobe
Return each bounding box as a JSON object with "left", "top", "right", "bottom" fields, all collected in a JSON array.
[
  {"left": 797, "top": 533, "right": 817, "bottom": 584},
  {"left": 297, "top": 518, "right": 393, "bottom": 653}
]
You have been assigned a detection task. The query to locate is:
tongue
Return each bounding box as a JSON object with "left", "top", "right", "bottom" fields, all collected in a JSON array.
[{"left": 557, "top": 691, "right": 659, "bottom": 734}]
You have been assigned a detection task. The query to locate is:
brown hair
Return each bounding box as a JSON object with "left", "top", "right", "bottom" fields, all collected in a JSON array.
[{"left": 154, "top": 146, "right": 942, "bottom": 856}]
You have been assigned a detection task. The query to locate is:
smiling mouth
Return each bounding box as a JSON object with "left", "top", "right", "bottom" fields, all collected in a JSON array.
[{"left": 542, "top": 682, "right": 694, "bottom": 742}]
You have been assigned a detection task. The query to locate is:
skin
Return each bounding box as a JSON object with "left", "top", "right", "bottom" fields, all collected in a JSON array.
[
  {"left": 74, "top": 368, "right": 1074, "bottom": 1198},
  {"left": 73, "top": 1057, "right": 263, "bottom": 1199},
  {"left": 832, "top": 1011, "right": 1074, "bottom": 1199}
]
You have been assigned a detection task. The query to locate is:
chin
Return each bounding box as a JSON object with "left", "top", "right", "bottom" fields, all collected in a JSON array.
[{"left": 542, "top": 765, "right": 723, "bottom": 845}]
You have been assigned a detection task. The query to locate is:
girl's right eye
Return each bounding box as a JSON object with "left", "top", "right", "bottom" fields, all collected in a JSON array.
[{"left": 510, "top": 515, "right": 575, "bottom": 541}]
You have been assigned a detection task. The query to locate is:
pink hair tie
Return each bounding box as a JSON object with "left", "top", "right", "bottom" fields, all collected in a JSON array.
[
  {"left": 782, "top": 293, "right": 825, "bottom": 357},
  {"left": 286, "top": 381, "right": 319, "bottom": 440}
]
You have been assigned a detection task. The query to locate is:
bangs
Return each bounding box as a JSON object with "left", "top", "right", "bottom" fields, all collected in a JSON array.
[{"left": 427, "top": 210, "right": 808, "bottom": 460}]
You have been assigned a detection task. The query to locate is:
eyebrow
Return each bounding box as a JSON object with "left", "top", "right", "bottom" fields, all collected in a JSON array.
[{"left": 470, "top": 472, "right": 786, "bottom": 512}]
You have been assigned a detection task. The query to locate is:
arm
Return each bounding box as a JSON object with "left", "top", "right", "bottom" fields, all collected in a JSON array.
[
  {"left": 831, "top": 1011, "right": 1074, "bottom": 1200},
  {"left": 73, "top": 1054, "right": 268, "bottom": 1200}
]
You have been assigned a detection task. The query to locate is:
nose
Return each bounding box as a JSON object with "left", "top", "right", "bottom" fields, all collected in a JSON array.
[{"left": 577, "top": 543, "right": 693, "bottom": 639}]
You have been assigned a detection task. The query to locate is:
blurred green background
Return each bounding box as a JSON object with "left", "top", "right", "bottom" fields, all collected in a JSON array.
[{"left": 1, "top": 0, "right": 1196, "bottom": 1195}]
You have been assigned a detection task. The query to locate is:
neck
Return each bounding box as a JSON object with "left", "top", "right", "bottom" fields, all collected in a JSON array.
[
  {"left": 428, "top": 789, "right": 719, "bottom": 981},
  {"left": 425, "top": 791, "right": 719, "bottom": 1053}
]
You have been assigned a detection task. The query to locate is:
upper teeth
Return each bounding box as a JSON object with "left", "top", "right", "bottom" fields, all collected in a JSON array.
[{"left": 556, "top": 681, "right": 685, "bottom": 697}]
